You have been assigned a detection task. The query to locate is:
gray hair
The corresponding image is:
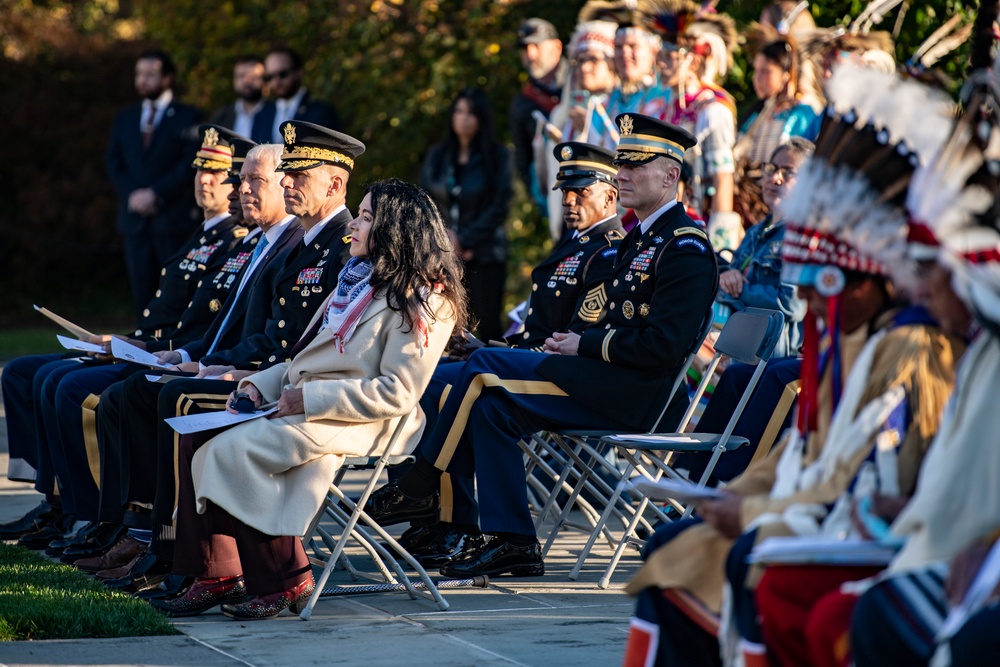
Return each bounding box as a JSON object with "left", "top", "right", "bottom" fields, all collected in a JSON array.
[{"left": 244, "top": 143, "right": 283, "bottom": 170}]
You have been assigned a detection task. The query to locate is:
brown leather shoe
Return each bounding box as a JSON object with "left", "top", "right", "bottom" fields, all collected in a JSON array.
[
  {"left": 73, "top": 536, "right": 146, "bottom": 574},
  {"left": 95, "top": 545, "right": 149, "bottom": 580}
]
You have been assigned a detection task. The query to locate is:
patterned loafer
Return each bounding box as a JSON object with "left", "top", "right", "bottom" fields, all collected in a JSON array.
[
  {"left": 149, "top": 576, "right": 246, "bottom": 617},
  {"left": 220, "top": 578, "right": 315, "bottom": 620}
]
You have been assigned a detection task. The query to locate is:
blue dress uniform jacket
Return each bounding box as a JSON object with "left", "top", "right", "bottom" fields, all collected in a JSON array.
[
  {"left": 199, "top": 209, "right": 352, "bottom": 369},
  {"left": 539, "top": 203, "right": 718, "bottom": 431},
  {"left": 514, "top": 216, "right": 625, "bottom": 350},
  {"left": 178, "top": 220, "right": 305, "bottom": 364},
  {"left": 145, "top": 225, "right": 255, "bottom": 352},
  {"left": 133, "top": 215, "right": 243, "bottom": 341}
]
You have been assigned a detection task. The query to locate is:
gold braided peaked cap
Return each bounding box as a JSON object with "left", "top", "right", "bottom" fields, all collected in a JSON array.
[
  {"left": 276, "top": 120, "right": 366, "bottom": 173},
  {"left": 192, "top": 124, "right": 245, "bottom": 171}
]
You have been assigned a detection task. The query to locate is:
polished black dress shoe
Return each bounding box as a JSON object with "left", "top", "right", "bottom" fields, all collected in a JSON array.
[
  {"left": 362, "top": 484, "right": 439, "bottom": 526},
  {"left": 46, "top": 520, "right": 100, "bottom": 556},
  {"left": 60, "top": 522, "right": 127, "bottom": 563},
  {"left": 18, "top": 513, "right": 76, "bottom": 550},
  {"left": 103, "top": 553, "right": 174, "bottom": 592},
  {"left": 0, "top": 499, "right": 61, "bottom": 540},
  {"left": 439, "top": 536, "right": 544, "bottom": 578},
  {"left": 135, "top": 574, "right": 194, "bottom": 601},
  {"left": 410, "top": 524, "right": 486, "bottom": 568}
]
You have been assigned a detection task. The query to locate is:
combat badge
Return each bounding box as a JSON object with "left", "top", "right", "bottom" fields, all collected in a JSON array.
[
  {"left": 577, "top": 284, "right": 607, "bottom": 323},
  {"left": 209, "top": 299, "right": 222, "bottom": 313},
  {"left": 639, "top": 303, "right": 650, "bottom": 317}
]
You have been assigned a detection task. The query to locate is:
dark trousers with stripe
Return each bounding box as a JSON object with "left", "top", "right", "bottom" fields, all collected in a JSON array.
[
  {"left": 173, "top": 432, "right": 311, "bottom": 595},
  {"left": 0, "top": 353, "right": 75, "bottom": 484},
  {"left": 672, "top": 357, "right": 801, "bottom": 485},
  {"left": 417, "top": 347, "right": 630, "bottom": 536},
  {"left": 44, "top": 363, "right": 142, "bottom": 520}
]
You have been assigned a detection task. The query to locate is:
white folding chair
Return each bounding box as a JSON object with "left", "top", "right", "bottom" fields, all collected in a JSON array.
[
  {"left": 299, "top": 412, "right": 453, "bottom": 619},
  {"left": 523, "top": 309, "right": 716, "bottom": 561},
  {"left": 580, "top": 307, "right": 786, "bottom": 587}
]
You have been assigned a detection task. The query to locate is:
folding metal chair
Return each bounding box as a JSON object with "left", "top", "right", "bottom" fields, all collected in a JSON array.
[
  {"left": 580, "top": 307, "right": 785, "bottom": 587},
  {"left": 298, "top": 412, "right": 453, "bottom": 619},
  {"left": 522, "top": 308, "right": 716, "bottom": 562}
]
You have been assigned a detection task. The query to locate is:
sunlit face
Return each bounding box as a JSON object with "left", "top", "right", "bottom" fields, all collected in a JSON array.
[
  {"left": 135, "top": 58, "right": 170, "bottom": 100},
  {"left": 615, "top": 31, "right": 656, "bottom": 83},
  {"left": 574, "top": 48, "right": 616, "bottom": 93},
  {"left": 616, "top": 159, "right": 674, "bottom": 212},
  {"left": 239, "top": 154, "right": 286, "bottom": 229},
  {"left": 349, "top": 193, "right": 374, "bottom": 258},
  {"left": 752, "top": 53, "right": 789, "bottom": 100},
  {"left": 762, "top": 147, "right": 802, "bottom": 210},
  {"left": 194, "top": 169, "right": 233, "bottom": 216},
  {"left": 656, "top": 46, "right": 684, "bottom": 88},
  {"left": 451, "top": 98, "right": 480, "bottom": 142},
  {"left": 520, "top": 39, "right": 563, "bottom": 79},
  {"left": 279, "top": 166, "right": 334, "bottom": 218},
  {"left": 233, "top": 61, "right": 265, "bottom": 102},
  {"left": 561, "top": 182, "right": 615, "bottom": 231}
]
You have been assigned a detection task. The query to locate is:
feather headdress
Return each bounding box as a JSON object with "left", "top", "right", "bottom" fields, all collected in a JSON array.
[{"left": 640, "top": 0, "right": 738, "bottom": 80}]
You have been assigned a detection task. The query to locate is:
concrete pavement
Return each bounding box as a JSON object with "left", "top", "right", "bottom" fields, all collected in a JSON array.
[{"left": 0, "top": 376, "right": 642, "bottom": 667}]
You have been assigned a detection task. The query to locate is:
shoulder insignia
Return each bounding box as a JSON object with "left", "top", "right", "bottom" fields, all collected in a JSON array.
[
  {"left": 675, "top": 237, "right": 708, "bottom": 253},
  {"left": 342, "top": 235, "right": 352, "bottom": 244},
  {"left": 233, "top": 228, "right": 248, "bottom": 238},
  {"left": 577, "top": 284, "right": 608, "bottom": 323},
  {"left": 673, "top": 226, "right": 709, "bottom": 240}
]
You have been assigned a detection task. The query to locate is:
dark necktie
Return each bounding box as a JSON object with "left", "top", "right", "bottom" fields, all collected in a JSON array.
[{"left": 141, "top": 104, "right": 157, "bottom": 149}]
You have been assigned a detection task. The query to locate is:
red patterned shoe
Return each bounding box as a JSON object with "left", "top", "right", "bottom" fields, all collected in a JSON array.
[
  {"left": 148, "top": 576, "right": 246, "bottom": 617},
  {"left": 220, "top": 577, "right": 315, "bottom": 620}
]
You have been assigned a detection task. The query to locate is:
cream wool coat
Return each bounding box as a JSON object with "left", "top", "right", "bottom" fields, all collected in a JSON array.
[{"left": 190, "top": 291, "right": 457, "bottom": 537}]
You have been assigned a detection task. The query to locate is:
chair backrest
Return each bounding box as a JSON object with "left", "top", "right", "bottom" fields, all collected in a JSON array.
[
  {"left": 713, "top": 308, "right": 785, "bottom": 366},
  {"left": 648, "top": 306, "right": 716, "bottom": 433}
]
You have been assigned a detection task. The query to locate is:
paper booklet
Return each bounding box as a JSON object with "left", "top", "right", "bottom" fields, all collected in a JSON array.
[
  {"left": 34, "top": 305, "right": 95, "bottom": 339},
  {"left": 747, "top": 536, "right": 899, "bottom": 566},
  {"left": 165, "top": 406, "right": 279, "bottom": 435},
  {"left": 56, "top": 334, "right": 105, "bottom": 354},
  {"left": 624, "top": 477, "right": 725, "bottom": 503},
  {"left": 110, "top": 337, "right": 173, "bottom": 369}
]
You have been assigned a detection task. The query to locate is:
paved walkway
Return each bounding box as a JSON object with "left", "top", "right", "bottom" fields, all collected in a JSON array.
[{"left": 0, "top": 376, "right": 642, "bottom": 667}]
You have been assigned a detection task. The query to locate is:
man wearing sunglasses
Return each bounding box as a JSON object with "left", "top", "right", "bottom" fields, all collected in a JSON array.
[{"left": 262, "top": 47, "right": 340, "bottom": 143}]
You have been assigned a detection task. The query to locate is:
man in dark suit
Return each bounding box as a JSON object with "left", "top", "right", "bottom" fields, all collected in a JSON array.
[
  {"left": 365, "top": 115, "right": 718, "bottom": 578},
  {"left": 260, "top": 47, "right": 340, "bottom": 142},
  {"left": 209, "top": 56, "right": 274, "bottom": 144},
  {"left": 106, "top": 50, "right": 204, "bottom": 317}
]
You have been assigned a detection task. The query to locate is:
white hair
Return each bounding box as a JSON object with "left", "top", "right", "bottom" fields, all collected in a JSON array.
[{"left": 245, "top": 143, "right": 283, "bottom": 169}]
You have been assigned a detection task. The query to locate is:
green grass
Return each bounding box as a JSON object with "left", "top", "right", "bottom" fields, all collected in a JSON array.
[
  {"left": 0, "top": 543, "right": 178, "bottom": 641},
  {"left": 0, "top": 328, "right": 63, "bottom": 363}
]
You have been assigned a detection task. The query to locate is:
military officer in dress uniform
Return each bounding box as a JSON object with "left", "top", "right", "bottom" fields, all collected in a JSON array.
[
  {"left": 364, "top": 114, "right": 718, "bottom": 578},
  {"left": 85, "top": 123, "right": 364, "bottom": 592},
  {"left": 401, "top": 141, "right": 627, "bottom": 566},
  {"left": 0, "top": 125, "right": 248, "bottom": 547}
]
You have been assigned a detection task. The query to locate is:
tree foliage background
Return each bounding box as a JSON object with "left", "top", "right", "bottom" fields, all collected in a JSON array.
[{"left": 0, "top": 0, "right": 979, "bottom": 327}]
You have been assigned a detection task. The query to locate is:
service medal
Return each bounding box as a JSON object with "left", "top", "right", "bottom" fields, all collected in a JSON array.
[{"left": 623, "top": 300, "right": 635, "bottom": 319}]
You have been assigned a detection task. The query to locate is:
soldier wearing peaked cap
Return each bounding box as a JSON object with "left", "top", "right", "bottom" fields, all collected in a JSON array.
[
  {"left": 396, "top": 142, "right": 628, "bottom": 560},
  {"left": 360, "top": 113, "right": 718, "bottom": 579}
]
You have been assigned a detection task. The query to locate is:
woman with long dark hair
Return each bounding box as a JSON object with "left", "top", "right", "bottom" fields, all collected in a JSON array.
[
  {"left": 154, "top": 178, "right": 466, "bottom": 620},
  {"left": 421, "top": 87, "right": 512, "bottom": 342}
]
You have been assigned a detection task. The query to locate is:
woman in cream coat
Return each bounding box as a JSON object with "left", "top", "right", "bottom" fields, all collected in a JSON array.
[{"left": 156, "top": 179, "right": 466, "bottom": 620}]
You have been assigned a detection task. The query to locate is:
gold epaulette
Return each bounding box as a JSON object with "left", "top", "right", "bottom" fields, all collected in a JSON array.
[{"left": 674, "top": 226, "right": 708, "bottom": 240}]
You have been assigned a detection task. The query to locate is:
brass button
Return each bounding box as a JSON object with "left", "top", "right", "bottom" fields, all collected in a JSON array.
[
  {"left": 613, "top": 279, "right": 619, "bottom": 287},
  {"left": 155, "top": 289, "right": 161, "bottom": 297},
  {"left": 609, "top": 302, "right": 615, "bottom": 310},
  {"left": 527, "top": 308, "right": 533, "bottom": 315},
  {"left": 278, "top": 320, "right": 285, "bottom": 328},
  {"left": 187, "top": 301, "right": 193, "bottom": 307},
  {"left": 280, "top": 297, "right": 286, "bottom": 306},
  {"left": 532, "top": 283, "right": 538, "bottom": 291},
  {"left": 184, "top": 274, "right": 190, "bottom": 280},
  {"left": 177, "top": 323, "right": 183, "bottom": 329},
  {"left": 197, "top": 280, "right": 203, "bottom": 287},
  {"left": 135, "top": 329, "right": 143, "bottom": 336},
  {"left": 631, "top": 285, "right": 636, "bottom": 291},
  {"left": 302, "top": 301, "right": 308, "bottom": 307},
  {"left": 555, "top": 290, "right": 561, "bottom": 297},
  {"left": 161, "top": 269, "right": 166, "bottom": 276},
  {"left": 605, "top": 323, "right": 611, "bottom": 329},
  {"left": 523, "top": 332, "right": 530, "bottom": 339},
  {"left": 143, "top": 309, "right": 150, "bottom": 317},
  {"left": 269, "top": 355, "right": 276, "bottom": 362},
  {"left": 281, "top": 340, "right": 288, "bottom": 348}
]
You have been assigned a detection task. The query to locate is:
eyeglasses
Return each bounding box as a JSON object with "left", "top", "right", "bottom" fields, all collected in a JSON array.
[
  {"left": 263, "top": 69, "right": 292, "bottom": 83},
  {"left": 761, "top": 163, "right": 797, "bottom": 180}
]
